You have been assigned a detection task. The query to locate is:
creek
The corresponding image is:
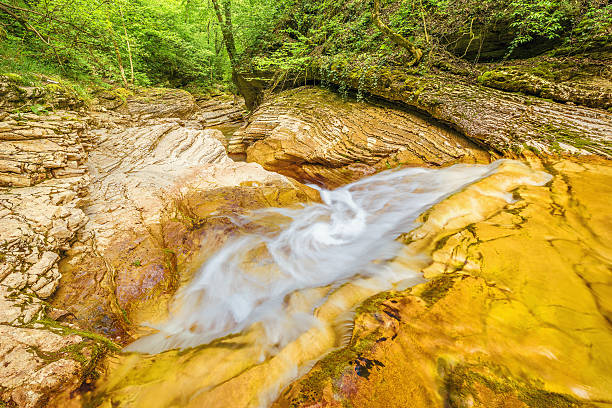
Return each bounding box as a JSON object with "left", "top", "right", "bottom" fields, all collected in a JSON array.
[{"left": 93, "top": 160, "right": 552, "bottom": 407}]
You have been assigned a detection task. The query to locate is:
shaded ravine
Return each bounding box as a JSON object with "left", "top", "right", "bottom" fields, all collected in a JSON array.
[{"left": 86, "top": 160, "right": 552, "bottom": 407}]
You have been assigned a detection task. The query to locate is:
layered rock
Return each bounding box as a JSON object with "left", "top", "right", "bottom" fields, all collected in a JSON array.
[
  {"left": 233, "top": 87, "right": 491, "bottom": 187},
  {"left": 95, "top": 87, "right": 197, "bottom": 120},
  {"left": 0, "top": 74, "right": 85, "bottom": 112},
  {"left": 0, "top": 173, "right": 100, "bottom": 407},
  {"left": 0, "top": 83, "right": 314, "bottom": 407},
  {"left": 0, "top": 76, "right": 105, "bottom": 407},
  {"left": 3, "top": 63, "right": 611, "bottom": 408},
  {"left": 195, "top": 94, "right": 245, "bottom": 127},
  {"left": 0, "top": 111, "right": 89, "bottom": 187},
  {"left": 51, "top": 119, "right": 317, "bottom": 342},
  {"left": 0, "top": 177, "right": 88, "bottom": 298},
  {"left": 473, "top": 54, "right": 612, "bottom": 110},
  {"left": 478, "top": 67, "right": 612, "bottom": 110},
  {"left": 0, "top": 324, "right": 104, "bottom": 408},
  {"left": 273, "top": 158, "right": 612, "bottom": 407},
  {"left": 314, "top": 63, "right": 612, "bottom": 157}
]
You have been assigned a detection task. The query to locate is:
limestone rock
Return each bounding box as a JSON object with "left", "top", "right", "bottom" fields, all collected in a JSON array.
[
  {"left": 46, "top": 102, "right": 316, "bottom": 345},
  {"left": 0, "top": 111, "right": 89, "bottom": 187},
  {"left": 0, "top": 83, "right": 267, "bottom": 407},
  {"left": 124, "top": 88, "right": 197, "bottom": 119},
  {"left": 478, "top": 67, "right": 612, "bottom": 110},
  {"left": 273, "top": 158, "right": 612, "bottom": 407},
  {"left": 0, "top": 75, "right": 85, "bottom": 112},
  {"left": 0, "top": 324, "right": 95, "bottom": 408},
  {"left": 0, "top": 176, "right": 88, "bottom": 300},
  {"left": 195, "top": 94, "right": 245, "bottom": 127},
  {"left": 81, "top": 158, "right": 612, "bottom": 408},
  {"left": 314, "top": 64, "right": 612, "bottom": 157},
  {"left": 96, "top": 87, "right": 197, "bottom": 120},
  {"left": 234, "top": 87, "right": 491, "bottom": 187},
  {"left": 0, "top": 108, "right": 102, "bottom": 408}
]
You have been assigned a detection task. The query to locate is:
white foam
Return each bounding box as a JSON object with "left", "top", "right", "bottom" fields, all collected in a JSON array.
[{"left": 126, "top": 160, "right": 534, "bottom": 354}]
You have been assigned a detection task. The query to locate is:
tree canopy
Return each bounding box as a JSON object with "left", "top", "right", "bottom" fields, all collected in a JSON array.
[
  {"left": 0, "top": 0, "right": 609, "bottom": 95},
  {"left": 0, "top": 0, "right": 289, "bottom": 89}
]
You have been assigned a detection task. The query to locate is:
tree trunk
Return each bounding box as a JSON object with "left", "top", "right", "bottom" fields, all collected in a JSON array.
[
  {"left": 109, "top": 24, "right": 129, "bottom": 87},
  {"left": 210, "top": 0, "right": 262, "bottom": 110},
  {"left": 119, "top": 5, "right": 134, "bottom": 84},
  {"left": 372, "top": 0, "right": 423, "bottom": 65}
]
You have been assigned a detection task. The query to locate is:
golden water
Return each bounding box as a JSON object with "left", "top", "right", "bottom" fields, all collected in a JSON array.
[{"left": 87, "top": 159, "right": 612, "bottom": 407}]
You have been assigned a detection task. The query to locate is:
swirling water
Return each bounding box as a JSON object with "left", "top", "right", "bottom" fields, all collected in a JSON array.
[{"left": 127, "top": 160, "right": 531, "bottom": 355}]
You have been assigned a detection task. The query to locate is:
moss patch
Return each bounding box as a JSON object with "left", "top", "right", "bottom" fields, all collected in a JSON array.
[{"left": 442, "top": 362, "right": 592, "bottom": 407}]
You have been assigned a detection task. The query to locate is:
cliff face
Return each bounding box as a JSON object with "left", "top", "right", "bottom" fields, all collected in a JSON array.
[
  {"left": 239, "top": 57, "right": 612, "bottom": 160},
  {"left": 323, "top": 63, "right": 612, "bottom": 157}
]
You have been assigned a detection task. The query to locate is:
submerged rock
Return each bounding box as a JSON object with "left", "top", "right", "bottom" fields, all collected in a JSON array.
[
  {"left": 273, "top": 158, "right": 612, "bottom": 407},
  {"left": 233, "top": 87, "right": 491, "bottom": 187}
]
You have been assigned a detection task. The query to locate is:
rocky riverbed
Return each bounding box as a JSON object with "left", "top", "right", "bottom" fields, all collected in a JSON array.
[{"left": 1, "top": 73, "right": 611, "bottom": 408}]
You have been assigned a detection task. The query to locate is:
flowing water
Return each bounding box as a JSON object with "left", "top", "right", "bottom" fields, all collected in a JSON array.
[
  {"left": 127, "top": 162, "right": 519, "bottom": 354},
  {"left": 97, "top": 160, "right": 555, "bottom": 407}
]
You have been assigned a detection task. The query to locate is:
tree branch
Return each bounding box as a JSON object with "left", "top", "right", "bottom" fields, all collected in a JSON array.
[
  {"left": 0, "top": 2, "right": 64, "bottom": 67},
  {"left": 372, "top": 0, "right": 423, "bottom": 65},
  {"left": 0, "top": 1, "right": 95, "bottom": 37}
]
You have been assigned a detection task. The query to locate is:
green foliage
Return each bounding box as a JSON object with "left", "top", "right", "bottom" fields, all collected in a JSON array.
[
  {"left": 29, "top": 104, "right": 48, "bottom": 115},
  {"left": 0, "top": 0, "right": 609, "bottom": 94},
  {"left": 506, "top": 0, "right": 567, "bottom": 54},
  {"left": 568, "top": 4, "right": 612, "bottom": 52},
  {"left": 247, "top": 0, "right": 611, "bottom": 80},
  {"left": 0, "top": 0, "right": 289, "bottom": 89}
]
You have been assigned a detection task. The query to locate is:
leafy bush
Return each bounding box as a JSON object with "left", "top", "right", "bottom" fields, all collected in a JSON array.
[{"left": 507, "top": 0, "right": 568, "bottom": 53}]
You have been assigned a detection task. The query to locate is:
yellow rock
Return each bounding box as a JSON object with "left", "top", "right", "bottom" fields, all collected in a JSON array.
[
  {"left": 276, "top": 158, "right": 612, "bottom": 407},
  {"left": 83, "top": 158, "right": 612, "bottom": 408}
]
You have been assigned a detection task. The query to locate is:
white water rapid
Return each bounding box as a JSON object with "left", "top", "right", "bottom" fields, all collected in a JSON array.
[{"left": 126, "top": 160, "right": 547, "bottom": 355}]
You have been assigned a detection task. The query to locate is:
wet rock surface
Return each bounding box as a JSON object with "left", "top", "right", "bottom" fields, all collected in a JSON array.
[
  {"left": 0, "top": 324, "right": 99, "bottom": 408},
  {"left": 273, "top": 158, "right": 612, "bottom": 408},
  {"left": 80, "top": 158, "right": 612, "bottom": 408},
  {"left": 233, "top": 87, "right": 491, "bottom": 187},
  {"left": 0, "top": 84, "right": 316, "bottom": 407}
]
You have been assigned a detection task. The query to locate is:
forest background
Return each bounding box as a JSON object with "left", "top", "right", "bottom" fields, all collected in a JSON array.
[{"left": 0, "top": 0, "right": 610, "bottom": 99}]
